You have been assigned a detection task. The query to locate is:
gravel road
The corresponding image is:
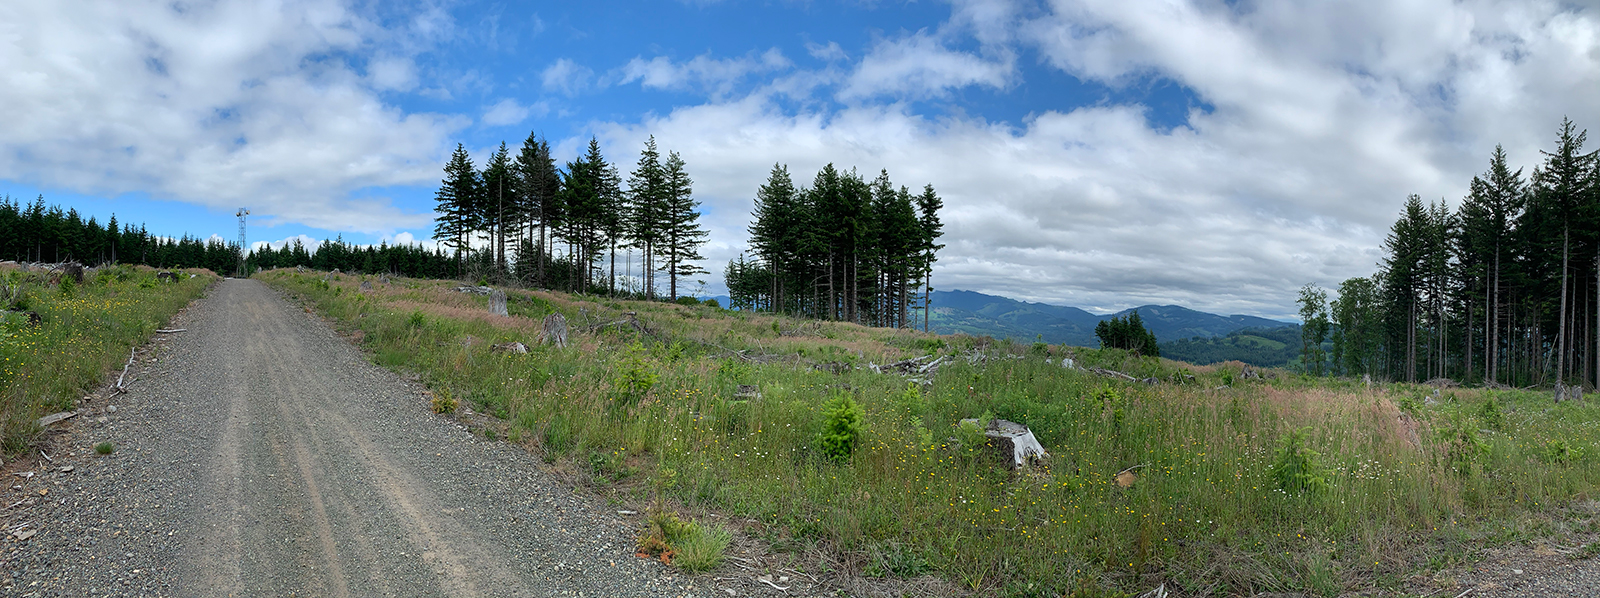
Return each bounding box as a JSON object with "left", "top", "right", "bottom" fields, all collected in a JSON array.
[{"left": 2, "top": 279, "right": 719, "bottom": 597}]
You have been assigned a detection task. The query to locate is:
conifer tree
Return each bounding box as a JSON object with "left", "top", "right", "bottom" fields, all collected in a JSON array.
[
  {"left": 660, "top": 151, "right": 707, "bottom": 301},
  {"left": 433, "top": 143, "right": 480, "bottom": 272}
]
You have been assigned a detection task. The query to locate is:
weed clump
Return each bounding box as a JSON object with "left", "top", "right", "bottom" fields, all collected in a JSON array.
[
  {"left": 819, "top": 393, "right": 864, "bottom": 463},
  {"left": 1476, "top": 397, "right": 1506, "bottom": 431},
  {"left": 407, "top": 310, "right": 426, "bottom": 328},
  {"left": 637, "top": 509, "right": 731, "bottom": 572},
  {"left": 430, "top": 389, "right": 459, "bottom": 414},
  {"left": 94, "top": 441, "right": 115, "bottom": 455},
  {"left": 1270, "top": 427, "right": 1328, "bottom": 494},
  {"left": 1541, "top": 439, "right": 1585, "bottom": 464}
]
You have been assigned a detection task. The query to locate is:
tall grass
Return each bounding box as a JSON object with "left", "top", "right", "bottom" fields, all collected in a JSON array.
[
  {"left": 263, "top": 269, "right": 1600, "bottom": 596},
  {"left": 1, "top": 264, "right": 214, "bottom": 454}
]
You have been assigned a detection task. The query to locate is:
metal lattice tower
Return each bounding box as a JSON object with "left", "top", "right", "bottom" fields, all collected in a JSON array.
[{"left": 236, "top": 208, "right": 249, "bottom": 275}]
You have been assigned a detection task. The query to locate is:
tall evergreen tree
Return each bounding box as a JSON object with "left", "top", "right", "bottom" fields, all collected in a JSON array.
[
  {"left": 433, "top": 144, "right": 480, "bottom": 272},
  {"left": 660, "top": 151, "right": 707, "bottom": 300}
]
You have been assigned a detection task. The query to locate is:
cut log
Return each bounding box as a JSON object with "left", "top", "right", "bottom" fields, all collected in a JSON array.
[
  {"left": 733, "top": 385, "right": 761, "bottom": 401},
  {"left": 960, "top": 418, "right": 1049, "bottom": 469},
  {"left": 488, "top": 289, "right": 508, "bottom": 316}
]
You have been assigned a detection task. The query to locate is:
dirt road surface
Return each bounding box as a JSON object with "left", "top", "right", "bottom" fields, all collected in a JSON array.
[{"left": 3, "top": 279, "right": 716, "bottom": 597}]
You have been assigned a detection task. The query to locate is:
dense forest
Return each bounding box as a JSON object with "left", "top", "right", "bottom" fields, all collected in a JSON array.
[
  {"left": 0, "top": 195, "right": 459, "bottom": 279},
  {"left": 725, "top": 164, "right": 944, "bottom": 329},
  {"left": 0, "top": 195, "right": 240, "bottom": 272},
  {"left": 432, "top": 134, "right": 709, "bottom": 299},
  {"left": 1161, "top": 326, "right": 1303, "bottom": 368},
  {"left": 1302, "top": 118, "right": 1599, "bottom": 390}
]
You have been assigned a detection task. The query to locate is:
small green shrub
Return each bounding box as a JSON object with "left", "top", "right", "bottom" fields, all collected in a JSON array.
[
  {"left": 57, "top": 277, "right": 75, "bottom": 298},
  {"left": 954, "top": 417, "right": 989, "bottom": 449},
  {"left": 701, "top": 298, "right": 721, "bottom": 309},
  {"left": 1270, "top": 427, "right": 1328, "bottom": 494},
  {"left": 675, "top": 296, "right": 700, "bottom": 306},
  {"left": 613, "top": 342, "right": 658, "bottom": 406},
  {"left": 1541, "top": 439, "right": 1585, "bottom": 464},
  {"left": 1477, "top": 398, "right": 1506, "bottom": 431},
  {"left": 407, "top": 310, "right": 426, "bottom": 328},
  {"left": 1438, "top": 412, "right": 1487, "bottom": 476},
  {"left": 94, "top": 442, "right": 115, "bottom": 455},
  {"left": 430, "top": 389, "right": 459, "bottom": 414},
  {"left": 819, "top": 393, "right": 864, "bottom": 463}
]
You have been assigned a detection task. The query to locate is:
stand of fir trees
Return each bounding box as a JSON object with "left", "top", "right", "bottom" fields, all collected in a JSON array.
[
  {"left": 431, "top": 134, "right": 709, "bottom": 300},
  {"left": 0, "top": 195, "right": 461, "bottom": 279},
  {"left": 1094, "top": 312, "right": 1161, "bottom": 357},
  {"left": 0, "top": 195, "right": 239, "bottom": 272},
  {"left": 725, "top": 164, "right": 944, "bottom": 330},
  {"left": 1302, "top": 118, "right": 1600, "bottom": 390}
]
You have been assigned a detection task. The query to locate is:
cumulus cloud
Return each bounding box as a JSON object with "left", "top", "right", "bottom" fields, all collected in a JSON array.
[
  {"left": 481, "top": 98, "right": 547, "bottom": 126},
  {"left": 541, "top": 58, "right": 594, "bottom": 96},
  {"left": 840, "top": 30, "right": 1016, "bottom": 100},
  {"left": 583, "top": 0, "right": 1600, "bottom": 317},
  {"left": 0, "top": 0, "right": 461, "bottom": 235},
  {"left": 616, "top": 49, "right": 792, "bottom": 98}
]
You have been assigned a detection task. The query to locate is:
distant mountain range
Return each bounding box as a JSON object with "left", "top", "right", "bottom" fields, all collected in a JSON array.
[
  {"left": 700, "top": 288, "right": 1302, "bottom": 366},
  {"left": 928, "top": 289, "right": 1291, "bottom": 347}
]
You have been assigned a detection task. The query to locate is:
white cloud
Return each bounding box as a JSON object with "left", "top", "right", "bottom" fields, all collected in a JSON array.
[
  {"left": 840, "top": 30, "right": 1016, "bottom": 100},
  {"left": 0, "top": 0, "right": 462, "bottom": 235},
  {"left": 616, "top": 49, "right": 793, "bottom": 98},
  {"left": 367, "top": 55, "right": 418, "bottom": 91},
  {"left": 541, "top": 58, "right": 594, "bottom": 96},
  {"left": 806, "top": 41, "right": 848, "bottom": 62},
  {"left": 579, "top": 0, "right": 1600, "bottom": 317},
  {"left": 481, "top": 98, "right": 547, "bottom": 126}
]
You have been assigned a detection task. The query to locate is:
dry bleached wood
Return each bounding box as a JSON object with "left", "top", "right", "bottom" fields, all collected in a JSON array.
[
  {"left": 116, "top": 346, "right": 135, "bottom": 389},
  {"left": 154, "top": 329, "right": 186, "bottom": 333},
  {"left": 539, "top": 312, "right": 568, "bottom": 348},
  {"left": 488, "top": 289, "right": 508, "bottom": 316},
  {"left": 36, "top": 411, "right": 76, "bottom": 427},
  {"left": 961, "top": 418, "right": 1049, "bottom": 469}
]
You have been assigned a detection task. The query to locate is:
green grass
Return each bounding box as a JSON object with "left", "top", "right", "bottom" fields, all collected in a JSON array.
[
  {"left": 1, "top": 264, "right": 214, "bottom": 455},
  {"left": 94, "top": 441, "right": 115, "bottom": 455},
  {"left": 261, "top": 269, "right": 1600, "bottom": 596}
]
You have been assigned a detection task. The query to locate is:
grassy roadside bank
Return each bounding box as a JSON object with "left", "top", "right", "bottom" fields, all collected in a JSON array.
[
  {"left": 262, "top": 269, "right": 1600, "bottom": 597},
  {"left": 1, "top": 264, "right": 215, "bottom": 455}
]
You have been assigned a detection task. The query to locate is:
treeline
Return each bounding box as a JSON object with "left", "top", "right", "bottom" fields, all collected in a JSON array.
[
  {"left": 246, "top": 237, "right": 459, "bottom": 279},
  {"left": 1162, "top": 326, "right": 1302, "bottom": 368},
  {"left": 1301, "top": 118, "right": 1600, "bottom": 389},
  {"left": 432, "top": 134, "right": 708, "bottom": 299},
  {"left": 725, "top": 164, "right": 944, "bottom": 329},
  {"left": 0, "top": 195, "right": 239, "bottom": 272}
]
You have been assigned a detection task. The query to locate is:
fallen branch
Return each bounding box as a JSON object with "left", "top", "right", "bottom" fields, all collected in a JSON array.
[
  {"left": 1088, "top": 367, "right": 1138, "bottom": 382},
  {"left": 116, "top": 346, "right": 135, "bottom": 389},
  {"left": 154, "top": 328, "right": 186, "bottom": 334}
]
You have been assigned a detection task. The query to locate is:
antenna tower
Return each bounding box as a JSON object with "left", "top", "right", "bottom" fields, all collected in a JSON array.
[{"left": 236, "top": 208, "right": 249, "bottom": 276}]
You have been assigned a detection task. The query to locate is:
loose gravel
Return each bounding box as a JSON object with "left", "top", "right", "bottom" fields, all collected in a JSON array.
[{"left": 1, "top": 279, "right": 724, "bottom": 597}]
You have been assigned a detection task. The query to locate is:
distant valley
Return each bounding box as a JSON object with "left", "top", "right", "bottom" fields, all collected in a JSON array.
[{"left": 926, "top": 289, "right": 1303, "bottom": 367}]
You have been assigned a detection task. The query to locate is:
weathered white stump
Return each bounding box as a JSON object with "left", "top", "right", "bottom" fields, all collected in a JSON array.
[
  {"left": 960, "top": 418, "right": 1049, "bottom": 469},
  {"left": 489, "top": 289, "right": 508, "bottom": 316},
  {"left": 540, "top": 312, "right": 568, "bottom": 348}
]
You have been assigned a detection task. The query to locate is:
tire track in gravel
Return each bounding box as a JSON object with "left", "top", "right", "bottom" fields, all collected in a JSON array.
[{"left": 4, "top": 279, "right": 720, "bottom": 597}]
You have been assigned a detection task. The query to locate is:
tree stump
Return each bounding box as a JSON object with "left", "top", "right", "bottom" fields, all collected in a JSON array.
[
  {"left": 540, "top": 312, "right": 568, "bottom": 348},
  {"left": 488, "top": 289, "right": 508, "bottom": 316},
  {"left": 960, "top": 418, "right": 1049, "bottom": 469},
  {"left": 62, "top": 262, "right": 83, "bottom": 283},
  {"left": 360, "top": 280, "right": 373, "bottom": 292}
]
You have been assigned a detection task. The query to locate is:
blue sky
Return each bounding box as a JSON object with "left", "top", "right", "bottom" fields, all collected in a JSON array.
[{"left": 3, "top": 0, "right": 1598, "bottom": 318}]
